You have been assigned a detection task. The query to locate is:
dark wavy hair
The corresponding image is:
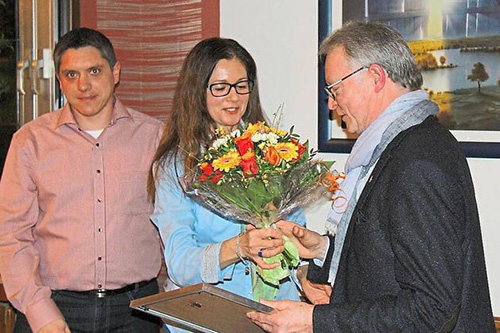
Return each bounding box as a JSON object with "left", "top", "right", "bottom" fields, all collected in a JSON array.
[{"left": 148, "top": 38, "right": 266, "bottom": 201}]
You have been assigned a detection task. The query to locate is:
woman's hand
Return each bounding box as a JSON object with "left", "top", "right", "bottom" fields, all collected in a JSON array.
[
  {"left": 241, "top": 225, "right": 285, "bottom": 269},
  {"left": 219, "top": 225, "right": 285, "bottom": 270}
]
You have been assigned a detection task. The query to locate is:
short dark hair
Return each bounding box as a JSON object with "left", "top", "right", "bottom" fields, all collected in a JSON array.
[{"left": 53, "top": 27, "right": 117, "bottom": 73}]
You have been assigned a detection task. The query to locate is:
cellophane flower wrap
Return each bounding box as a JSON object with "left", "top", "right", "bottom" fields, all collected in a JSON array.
[{"left": 184, "top": 121, "right": 340, "bottom": 301}]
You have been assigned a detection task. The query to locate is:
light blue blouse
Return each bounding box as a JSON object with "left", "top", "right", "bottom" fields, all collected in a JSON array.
[{"left": 151, "top": 162, "right": 305, "bottom": 331}]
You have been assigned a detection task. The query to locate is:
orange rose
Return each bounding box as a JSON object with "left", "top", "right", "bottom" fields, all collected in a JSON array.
[{"left": 265, "top": 146, "right": 280, "bottom": 166}]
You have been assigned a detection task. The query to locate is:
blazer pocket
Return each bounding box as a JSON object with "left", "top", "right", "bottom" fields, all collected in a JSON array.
[{"left": 354, "top": 209, "right": 379, "bottom": 230}]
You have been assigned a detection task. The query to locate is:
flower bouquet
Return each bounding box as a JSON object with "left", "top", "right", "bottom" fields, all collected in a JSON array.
[{"left": 184, "top": 121, "right": 341, "bottom": 301}]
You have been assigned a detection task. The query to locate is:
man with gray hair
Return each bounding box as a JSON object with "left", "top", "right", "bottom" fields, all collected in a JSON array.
[{"left": 248, "top": 21, "right": 494, "bottom": 332}]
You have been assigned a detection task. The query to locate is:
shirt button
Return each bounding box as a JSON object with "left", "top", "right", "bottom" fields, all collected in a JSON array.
[
  {"left": 98, "top": 257, "right": 102, "bottom": 261},
  {"left": 97, "top": 169, "right": 101, "bottom": 174},
  {"left": 98, "top": 228, "right": 102, "bottom": 232},
  {"left": 97, "top": 198, "right": 102, "bottom": 203},
  {"left": 96, "top": 143, "right": 100, "bottom": 147},
  {"left": 97, "top": 284, "right": 102, "bottom": 288}
]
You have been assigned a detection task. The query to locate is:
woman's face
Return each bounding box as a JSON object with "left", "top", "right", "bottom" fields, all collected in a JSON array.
[{"left": 206, "top": 58, "right": 250, "bottom": 132}]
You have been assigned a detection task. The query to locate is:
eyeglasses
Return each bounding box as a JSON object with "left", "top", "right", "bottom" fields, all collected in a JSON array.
[
  {"left": 324, "top": 66, "right": 367, "bottom": 101},
  {"left": 207, "top": 79, "right": 254, "bottom": 97}
]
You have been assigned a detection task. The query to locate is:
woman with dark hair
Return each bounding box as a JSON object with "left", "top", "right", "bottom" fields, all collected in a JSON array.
[{"left": 148, "top": 38, "right": 304, "bottom": 331}]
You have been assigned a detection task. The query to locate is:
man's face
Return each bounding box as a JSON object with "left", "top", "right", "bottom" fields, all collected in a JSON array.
[
  {"left": 324, "top": 47, "right": 372, "bottom": 134},
  {"left": 57, "top": 46, "right": 120, "bottom": 129}
]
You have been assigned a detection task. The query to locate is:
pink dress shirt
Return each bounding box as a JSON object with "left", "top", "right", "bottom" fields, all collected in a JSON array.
[{"left": 0, "top": 98, "right": 163, "bottom": 331}]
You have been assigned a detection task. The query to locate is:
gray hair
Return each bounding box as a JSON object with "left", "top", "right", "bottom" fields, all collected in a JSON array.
[{"left": 319, "top": 21, "right": 422, "bottom": 90}]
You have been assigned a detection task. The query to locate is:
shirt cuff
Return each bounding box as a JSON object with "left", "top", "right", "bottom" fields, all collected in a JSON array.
[
  {"left": 201, "top": 243, "right": 222, "bottom": 283},
  {"left": 25, "top": 297, "right": 64, "bottom": 333},
  {"left": 312, "top": 236, "right": 330, "bottom": 268}
]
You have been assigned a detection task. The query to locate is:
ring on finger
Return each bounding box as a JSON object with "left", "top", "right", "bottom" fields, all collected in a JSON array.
[{"left": 258, "top": 248, "right": 265, "bottom": 258}]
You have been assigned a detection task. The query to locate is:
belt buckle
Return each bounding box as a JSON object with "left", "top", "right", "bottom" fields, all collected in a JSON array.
[{"left": 96, "top": 289, "right": 107, "bottom": 298}]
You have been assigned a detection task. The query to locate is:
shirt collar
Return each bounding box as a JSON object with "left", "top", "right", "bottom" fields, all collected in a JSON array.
[{"left": 56, "top": 96, "right": 132, "bottom": 129}]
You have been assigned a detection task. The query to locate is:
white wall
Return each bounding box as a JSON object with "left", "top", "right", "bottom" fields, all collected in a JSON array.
[{"left": 220, "top": 0, "right": 500, "bottom": 315}]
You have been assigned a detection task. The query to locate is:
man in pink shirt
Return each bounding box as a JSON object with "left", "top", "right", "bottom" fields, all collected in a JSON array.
[{"left": 0, "top": 28, "right": 162, "bottom": 332}]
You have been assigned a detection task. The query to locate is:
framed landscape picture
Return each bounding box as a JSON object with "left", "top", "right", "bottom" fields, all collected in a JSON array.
[{"left": 318, "top": 0, "right": 500, "bottom": 157}]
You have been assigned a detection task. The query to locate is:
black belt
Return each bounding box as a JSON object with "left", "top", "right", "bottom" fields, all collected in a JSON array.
[{"left": 63, "top": 279, "right": 155, "bottom": 298}]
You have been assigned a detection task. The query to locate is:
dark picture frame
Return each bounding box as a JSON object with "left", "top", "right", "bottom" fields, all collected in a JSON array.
[{"left": 317, "top": 0, "right": 500, "bottom": 158}]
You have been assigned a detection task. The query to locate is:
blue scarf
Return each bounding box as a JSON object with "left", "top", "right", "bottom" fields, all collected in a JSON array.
[{"left": 325, "top": 90, "right": 439, "bottom": 285}]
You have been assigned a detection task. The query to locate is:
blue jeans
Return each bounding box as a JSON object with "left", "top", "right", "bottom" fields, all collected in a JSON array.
[{"left": 14, "top": 279, "right": 161, "bottom": 333}]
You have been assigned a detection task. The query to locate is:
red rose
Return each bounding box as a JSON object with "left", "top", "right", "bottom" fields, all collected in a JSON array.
[
  {"left": 234, "top": 133, "right": 254, "bottom": 155},
  {"left": 200, "top": 162, "right": 214, "bottom": 175},
  {"left": 199, "top": 162, "right": 222, "bottom": 184},
  {"left": 211, "top": 170, "right": 223, "bottom": 184},
  {"left": 240, "top": 151, "right": 259, "bottom": 177},
  {"left": 293, "top": 143, "right": 306, "bottom": 162},
  {"left": 290, "top": 139, "right": 306, "bottom": 162}
]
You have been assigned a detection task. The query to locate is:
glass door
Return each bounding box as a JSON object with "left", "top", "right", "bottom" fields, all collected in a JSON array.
[
  {"left": 0, "top": 1, "right": 16, "bottom": 176},
  {"left": 0, "top": 0, "right": 76, "bottom": 176},
  {"left": 17, "top": 0, "right": 57, "bottom": 127}
]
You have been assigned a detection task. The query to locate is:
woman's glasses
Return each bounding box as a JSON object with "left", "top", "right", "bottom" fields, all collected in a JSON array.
[{"left": 208, "top": 79, "right": 254, "bottom": 97}]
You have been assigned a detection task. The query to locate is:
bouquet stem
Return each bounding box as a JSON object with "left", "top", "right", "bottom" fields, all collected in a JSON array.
[{"left": 251, "top": 220, "right": 300, "bottom": 301}]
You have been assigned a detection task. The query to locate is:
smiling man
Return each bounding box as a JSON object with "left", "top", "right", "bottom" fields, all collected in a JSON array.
[
  {"left": 0, "top": 28, "right": 163, "bottom": 332},
  {"left": 248, "top": 21, "right": 495, "bottom": 333}
]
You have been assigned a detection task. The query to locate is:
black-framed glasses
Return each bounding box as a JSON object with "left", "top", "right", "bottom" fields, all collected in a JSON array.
[
  {"left": 207, "top": 79, "right": 254, "bottom": 97},
  {"left": 324, "top": 66, "right": 367, "bottom": 101}
]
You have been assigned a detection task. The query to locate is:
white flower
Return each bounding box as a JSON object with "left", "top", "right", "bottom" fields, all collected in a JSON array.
[
  {"left": 252, "top": 132, "right": 280, "bottom": 145},
  {"left": 267, "top": 132, "right": 279, "bottom": 145},
  {"left": 231, "top": 129, "right": 241, "bottom": 138},
  {"left": 251, "top": 132, "right": 267, "bottom": 143},
  {"left": 212, "top": 137, "right": 228, "bottom": 149}
]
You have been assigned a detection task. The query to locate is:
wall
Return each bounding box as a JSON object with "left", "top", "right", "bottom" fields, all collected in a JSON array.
[
  {"left": 220, "top": 0, "right": 500, "bottom": 315},
  {"left": 79, "top": 0, "right": 219, "bottom": 119}
]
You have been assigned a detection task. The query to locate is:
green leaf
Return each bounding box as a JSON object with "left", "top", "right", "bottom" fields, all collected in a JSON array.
[
  {"left": 256, "top": 254, "right": 289, "bottom": 286},
  {"left": 252, "top": 273, "right": 278, "bottom": 301}
]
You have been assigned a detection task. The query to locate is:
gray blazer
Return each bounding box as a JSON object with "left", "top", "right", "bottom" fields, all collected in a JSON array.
[{"left": 309, "top": 116, "right": 495, "bottom": 332}]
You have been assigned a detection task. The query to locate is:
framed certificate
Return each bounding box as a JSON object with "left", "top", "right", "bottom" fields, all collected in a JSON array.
[{"left": 130, "top": 283, "right": 273, "bottom": 333}]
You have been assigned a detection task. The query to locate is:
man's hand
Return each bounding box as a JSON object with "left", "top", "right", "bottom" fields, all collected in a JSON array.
[
  {"left": 37, "top": 319, "right": 70, "bottom": 333},
  {"left": 301, "top": 278, "right": 332, "bottom": 305},
  {"left": 297, "top": 265, "right": 332, "bottom": 305},
  {"left": 247, "top": 299, "right": 314, "bottom": 333},
  {"left": 275, "top": 220, "right": 328, "bottom": 260}
]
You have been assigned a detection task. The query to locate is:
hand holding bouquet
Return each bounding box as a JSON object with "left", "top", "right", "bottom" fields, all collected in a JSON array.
[{"left": 184, "top": 121, "right": 342, "bottom": 300}]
